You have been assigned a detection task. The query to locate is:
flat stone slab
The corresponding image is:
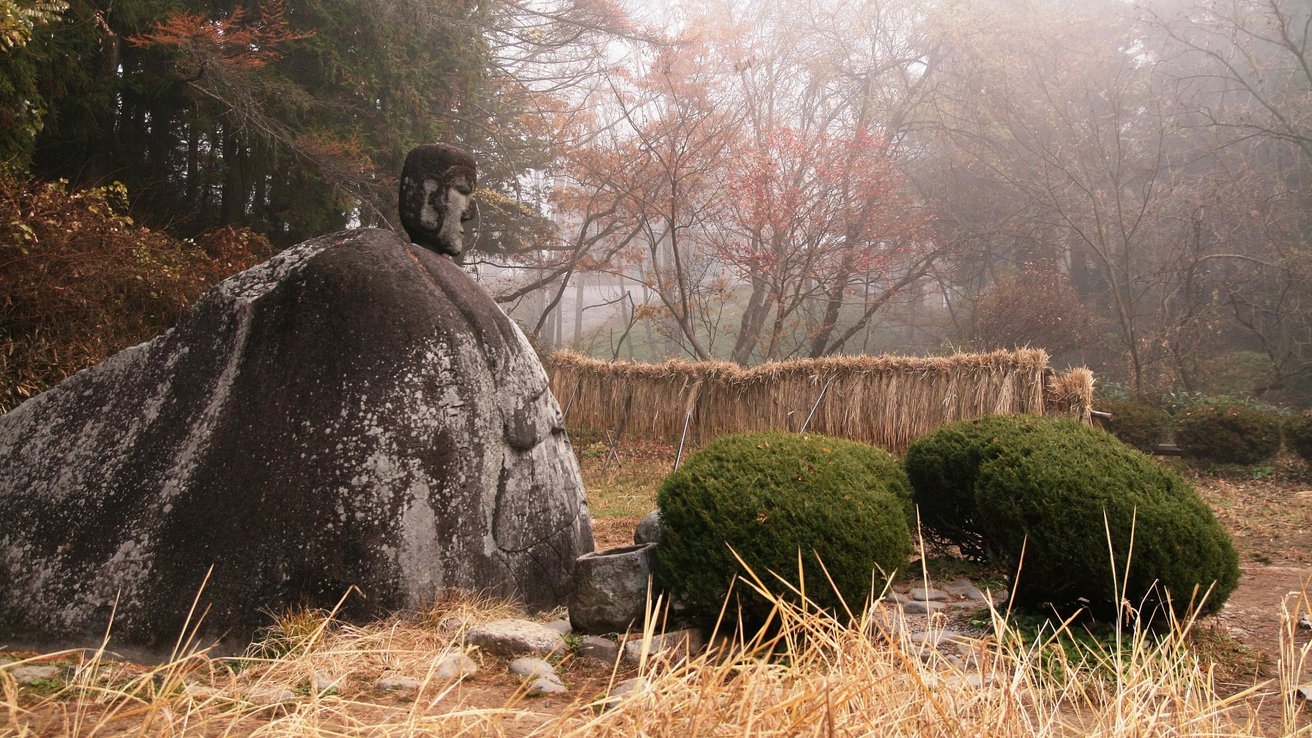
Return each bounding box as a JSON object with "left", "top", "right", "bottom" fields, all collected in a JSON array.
[
  {"left": 7, "top": 664, "right": 60, "bottom": 684},
  {"left": 576, "top": 635, "right": 620, "bottom": 664},
  {"left": 938, "top": 579, "right": 987, "bottom": 602},
  {"left": 465, "top": 619, "right": 566, "bottom": 657},
  {"left": 904, "top": 629, "right": 966, "bottom": 649},
  {"left": 909, "top": 587, "right": 949, "bottom": 602},
  {"left": 621, "top": 628, "right": 705, "bottom": 664}
]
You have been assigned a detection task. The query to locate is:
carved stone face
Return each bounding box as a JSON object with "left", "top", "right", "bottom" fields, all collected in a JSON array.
[{"left": 400, "top": 144, "right": 480, "bottom": 262}]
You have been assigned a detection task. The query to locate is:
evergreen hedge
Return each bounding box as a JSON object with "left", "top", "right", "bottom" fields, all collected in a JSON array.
[
  {"left": 1175, "top": 403, "right": 1282, "bottom": 465},
  {"left": 1096, "top": 398, "right": 1171, "bottom": 452},
  {"left": 655, "top": 432, "right": 912, "bottom": 626},
  {"left": 1285, "top": 410, "right": 1312, "bottom": 465},
  {"left": 905, "top": 416, "right": 1239, "bottom": 619}
]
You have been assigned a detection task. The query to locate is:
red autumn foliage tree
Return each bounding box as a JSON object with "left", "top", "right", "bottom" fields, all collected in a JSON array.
[{"left": 719, "top": 122, "right": 932, "bottom": 361}]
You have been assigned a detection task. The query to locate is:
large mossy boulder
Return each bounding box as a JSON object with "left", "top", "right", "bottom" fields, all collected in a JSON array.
[
  {"left": 905, "top": 415, "right": 1239, "bottom": 619},
  {"left": 655, "top": 432, "right": 912, "bottom": 627},
  {"left": 0, "top": 227, "right": 593, "bottom": 649}
]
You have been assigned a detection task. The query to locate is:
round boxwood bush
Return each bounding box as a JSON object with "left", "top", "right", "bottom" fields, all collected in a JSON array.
[
  {"left": 905, "top": 415, "right": 1239, "bottom": 620},
  {"left": 904, "top": 415, "right": 1037, "bottom": 560},
  {"left": 1175, "top": 403, "right": 1282, "bottom": 465},
  {"left": 1096, "top": 398, "right": 1171, "bottom": 452},
  {"left": 655, "top": 432, "right": 912, "bottom": 626},
  {"left": 1285, "top": 410, "right": 1312, "bottom": 465}
]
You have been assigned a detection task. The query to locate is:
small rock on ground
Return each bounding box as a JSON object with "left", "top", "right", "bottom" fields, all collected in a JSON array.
[
  {"left": 7, "top": 665, "right": 60, "bottom": 684},
  {"left": 909, "top": 586, "right": 949, "bottom": 602},
  {"left": 1296, "top": 685, "right": 1312, "bottom": 705},
  {"left": 465, "top": 619, "right": 566, "bottom": 657},
  {"left": 576, "top": 635, "right": 620, "bottom": 664},
  {"left": 544, "top": 619, "right": 573, "bottom": 635},
  {"left": 529, "top": 676, "right": 568, "bottom": 695},
  {"left": 634, "top": 510, "right": 662, "bottom": 545},
  {"left": 938, "top": 579, "right": 987, "bottom": 602},
  {"left": 601, "top": 676, "right": 649, "bottom": 709},
  {"left": 901, "top": 599, "right": 947, "bottom": 615},
  {"left": 433, "top": 652, "right": 479, "bottom": 681},
  {"left": 509, "top": 656, "right": 557, "bottom": 680},
  {"left": 905, "top": 629, "right": 966, "bottom": 649},
  {"left": 622, "top": 628, "right": 705, "bottom": 664},
  {"left": 312, "top": 671, "right": 344, "bottom": 694}
]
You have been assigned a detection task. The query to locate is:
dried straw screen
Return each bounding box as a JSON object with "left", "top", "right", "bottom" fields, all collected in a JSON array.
[{"left": 549, "top": 350, "right": 1094, "bottom": 453}]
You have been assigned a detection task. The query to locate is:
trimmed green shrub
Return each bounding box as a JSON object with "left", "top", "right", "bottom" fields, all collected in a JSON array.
[
  {"left": 1285, "top": 410, "right": 1312, "bottom": 465},
  {"left": 1095, "top": 398, "right": 1171, "bottom": 452},
  {"left": 655, "top": 432, "right": 912, "bottom": 626},
  {"left": 1175, "top": 403, "right": 1282, "bottom": 465},
  {"left": 905, "top": 415, "right": 1239, "bottom": 620},
  {"left": 904, "top": 415, "right": 1038, "bottom": 560}
]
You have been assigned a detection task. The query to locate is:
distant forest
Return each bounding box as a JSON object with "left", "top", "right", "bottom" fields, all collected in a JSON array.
[{"left": 1, "top": 0, "right": 1309, "bottom": 409}]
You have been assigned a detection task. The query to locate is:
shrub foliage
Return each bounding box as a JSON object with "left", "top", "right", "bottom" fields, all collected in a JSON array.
[
  {"left": 1095, "top": 398, "right": 1170, "bottom": 452},
  {"left": 905, "top": 415, "right": 1239, "bottom": 619},
  {"left": 903, "top": 415, "right": 1032, "bottom": 560},
  {"left": 1285, "top": 410, "right": 1312, "bottom": 465},
  {"left": 1, "top": 175, "right": 272, "bottom": 411},
  {"left": 655, "top": 431, "right": 912, "bottom": 626},
  {"left": 1174, "top": 403, "right": 1282, "bottom": 465}
]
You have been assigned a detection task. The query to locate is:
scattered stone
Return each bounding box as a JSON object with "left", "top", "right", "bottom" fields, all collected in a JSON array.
[
  {"left": 509, "top": 657, "right": 557, "bottom": 681},
  {"left": 904, "top": 629, "right": 966, "bottom": 649},
  {"left": 909, "top": 586, "right": 949, "bottom": 602},
  {"left": 312, "top": 671, "right": 344, "bottom": 694},
  {"left": 543, "top": 619, "right": 572, "bottom": 635},
  {"left": 1299, "top": 615, "right": 1312, "bottom": 631},
  {"left": 245, "top": 684, "right": 298, "bottom": 703},
  {"left": 376, "top": 673, "right": 423, "bottom": 694},
  {"left": 433, "top": 652, "right": 478, "bottom": 681},
  {"left": 938, "top": 579, "right": 987, "bottom": 602},
  {"left": 1296, "top": 685, "right": 1312, "bottom": 706},
  {"left": 181, "top": 683, "right": 215, "bottom": 699},
  {"left": 633, "top": 510, "right": 662, "bottom": 545},
  {"left": 569, "top": 543, "right": 657, "bottom": 634},
  {"left": 901, "top": 599, "right": 947, "bottom": 615},
  {"left": 601, "top": 676, "right": 649, "bottom": 710},
  {"left": 437, "top": 615, "right": 471, "bottom": 634},
  {"left": 941, "top": 673, "right": 993, "bottom": 690},
  {"left": 465, "top": 619, "right": 566, "bottom": 657},
  {"left": 884, "top": 591, "right": 912, "bottom": 605},
  {"left": 576, "top": 635, "right": 620, "bottom": 664},
  {"left": 0, "top": 227, "right": 594, "bottom": 647},
  {"left": 529, "top": 676, "right": 568, "bottom": 695},
  {"left": 983, "top": 588, "right": 1010, "bottom": 606},
  {"left": 8, "top": 665, "right": 60, "bottom": 685},
  {"left": 621, "top": 628, "right": 705, "bottom": 665}
]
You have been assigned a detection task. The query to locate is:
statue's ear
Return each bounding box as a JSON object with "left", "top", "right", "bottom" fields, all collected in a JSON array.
[{"left": 461, "top": 197, "right": 480, "bottom": 253}]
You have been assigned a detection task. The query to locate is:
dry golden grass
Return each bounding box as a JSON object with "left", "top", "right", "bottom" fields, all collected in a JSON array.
[
  {"left": 550, "top": 350, "right": 1093, "bottom": 453},
  {"left": 3, "top": 578, "right": 1308, "bottom": 737}
]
